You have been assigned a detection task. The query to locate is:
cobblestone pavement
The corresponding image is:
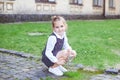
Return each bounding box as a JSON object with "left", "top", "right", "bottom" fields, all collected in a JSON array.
[
  {"left": 0, "top": 52, "right": 59, "bottom": 80},
  {"left": 0, "top": 49, "right": 120, "bottom": 80},
  {"left": 90, "top": 74, "right": 120, "bottom": 80}
]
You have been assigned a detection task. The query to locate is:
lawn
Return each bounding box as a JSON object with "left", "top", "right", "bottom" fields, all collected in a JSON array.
[{"left": 0, "top": 20, "right": 120, "bottom": 80}]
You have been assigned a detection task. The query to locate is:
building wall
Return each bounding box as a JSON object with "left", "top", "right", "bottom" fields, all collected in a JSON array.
[
  {"left": 0, "top": 0, "right": 15, "bottom": 14},
  {"left": 115, "top": 0, "right": 119, "bottom": 15},
  {"left": 82, "top": 0, "right": 93, "bottom": 15},
  {"left": 0, "top": 0, "right": 120, "bottom": 15},
  {"left": 56, "top": 0, "right": 70, "bottom": 14},
  {"left": 36, "top": 2, "right": 56, "bottom": 14},
  {"left": 105, "top": 0, "right": 114, "bottom": 15},
  {"left": 105, "top": 0, "right": 120, "bottom": 15},
  {"left": 114, "top": 0, "right": 120, "bottom": 15},
  {"left": 14, "top": 0, "right": 36, "bottom": 14}
]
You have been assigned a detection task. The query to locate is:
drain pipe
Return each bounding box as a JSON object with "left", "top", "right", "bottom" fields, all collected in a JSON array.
[{"left": 103, "top": 0, "right": 106, "bottom": 18}]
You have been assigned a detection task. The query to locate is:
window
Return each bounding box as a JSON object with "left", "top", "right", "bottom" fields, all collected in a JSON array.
[
  {"left": 36, "top": 5, "right": 41, "bottom": 11},
  {"left": 78, "top": 0, "right": 82, "bottom": 4},
  {"left": 93, "top": 0, "right": 103, "bottom": 7},
  {"left": 6, "top": 2, "right": 13, "bottom": 10},
  {"left": 70, "top": 0, "right": 83, "bottom": 5},
  {"left": 0, "top": 2, "right": 4, "bottom": 11},
  {"left": 0, "top": 1, "right": 14, "bottom": 12},
  {"left": 35, "top": 0, "right": 56, "bottom": 3},
  {"left": 109, "top": 0, "right": 114, "bottom": 8},
  {"left": 49, "top": 0, "right": 55, "bottom": 2}
]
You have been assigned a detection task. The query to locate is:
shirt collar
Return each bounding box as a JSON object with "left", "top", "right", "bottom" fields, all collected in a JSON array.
[{"left": 53, "top": 32, "right": 65, "bottom": 39}]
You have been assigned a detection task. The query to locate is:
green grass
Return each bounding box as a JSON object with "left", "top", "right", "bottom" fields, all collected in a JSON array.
[
  {"left": 62, "top": 71, "right": 96, "bottom": 80},
  {"left": 0, "top": 22, "right": 51, "bottom": 55},
  {"left": 0, "top": 20, "right": 120, "bottom": 80},
  {"left": 67, "top": 20, "right": 120, "bottom": 69}
]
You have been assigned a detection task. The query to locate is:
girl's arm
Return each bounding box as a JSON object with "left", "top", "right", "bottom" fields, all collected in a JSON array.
[
  {"left": 63, "top": 34, "right": 72, "bottom": 50},
  {"left": 45, "top": 36, "right": 58, "bottom": 63}
]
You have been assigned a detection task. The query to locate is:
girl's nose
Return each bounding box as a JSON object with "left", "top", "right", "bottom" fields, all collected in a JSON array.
[{"left": 59, "top": 28, "right": 62, "bottom": 31}]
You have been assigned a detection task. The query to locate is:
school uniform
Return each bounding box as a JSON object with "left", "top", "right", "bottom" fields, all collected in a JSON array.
[{"left": 42, "top": 32, "right": 71, "bottom": 67}]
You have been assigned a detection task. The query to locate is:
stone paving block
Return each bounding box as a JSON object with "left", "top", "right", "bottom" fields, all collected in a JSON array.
[
  {"left": 0, "top": 52, "right": 60, "bottom": 80},
  {"left": 0, "top": 73, "right": 12, "bottom": 79},
  {"left": 105, "top": 68, "right": 119, "bottom": 74},
  {"left": 0, "top": 69, "right": 7, "bottom": 73}
]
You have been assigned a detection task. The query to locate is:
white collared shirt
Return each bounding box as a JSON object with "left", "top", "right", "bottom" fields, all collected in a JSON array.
[{"left": 45, "top": 32, "right": 71, "bottom": 63}]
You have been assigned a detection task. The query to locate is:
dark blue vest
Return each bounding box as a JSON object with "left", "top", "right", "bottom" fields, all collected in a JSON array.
[{"left": 42, "top": 33, "right": 64, "bottom": 67}]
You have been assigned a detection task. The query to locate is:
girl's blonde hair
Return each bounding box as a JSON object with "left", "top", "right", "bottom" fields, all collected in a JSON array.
[{"left": 51, "top": 16, "right": 68, "bottom": 29}]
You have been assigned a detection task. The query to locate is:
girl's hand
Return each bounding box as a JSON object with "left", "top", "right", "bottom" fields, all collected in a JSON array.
[
  {"left": 56, "top": 60, "right": 66, "bottom": 65},
  {"left": 67, "top": 49, "right": 77, "bottom": 57}
]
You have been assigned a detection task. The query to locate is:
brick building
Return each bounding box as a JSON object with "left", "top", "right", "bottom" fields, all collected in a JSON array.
[{"left": 0, "top": 0, "right": 120, "bottom": 22}]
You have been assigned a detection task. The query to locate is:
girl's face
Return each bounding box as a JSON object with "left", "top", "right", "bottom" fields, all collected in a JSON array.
[{"left": 53, "top": 20, "right": 66, "bottom": 36}]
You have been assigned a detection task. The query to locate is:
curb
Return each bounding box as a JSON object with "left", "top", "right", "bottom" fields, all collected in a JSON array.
[{"left": 0, "top": 48, "right": 35, "bottom": 58}]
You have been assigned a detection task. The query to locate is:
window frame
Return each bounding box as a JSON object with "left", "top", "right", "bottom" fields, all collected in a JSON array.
[
  {"left": 0, "top": 2, "right": 4, "bottom": 11},
  {"left": 35, "top": 0, "right": 56, "bottom": 4},
  {"left": 70, "top": 0, "right": 83, "bottom": 6},
  {"left": 93, "top": 0, "right": 103, "bottom": 7},
  {"left": 109, "top": 0, "right": 115, "bottom": 8},
  {"left": 6, "top": 2, "right": 13, "bottom": 10}
]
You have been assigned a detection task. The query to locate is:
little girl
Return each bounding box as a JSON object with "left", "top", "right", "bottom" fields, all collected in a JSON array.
[{"left": 42, "top": 16, "right": 76, "bottom": 76}]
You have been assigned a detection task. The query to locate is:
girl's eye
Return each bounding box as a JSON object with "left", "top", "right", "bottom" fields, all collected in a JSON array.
[
  {"left": 61, "top": 25, "right": 63, "bottom": 27},
  {"left": 55, "top": 26, "right": 59, "bottom": 28}
]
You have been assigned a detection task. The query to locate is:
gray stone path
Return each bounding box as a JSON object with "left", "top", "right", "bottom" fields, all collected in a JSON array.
[
  {"left": 0, "top": 48, "right": 120, "bottom": 80},
  {"left": 0, "top": 52, "right": 60, "bottom": 80},
  {"left": 90, "top": 74, "right": 120, "bottom": 80}
]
